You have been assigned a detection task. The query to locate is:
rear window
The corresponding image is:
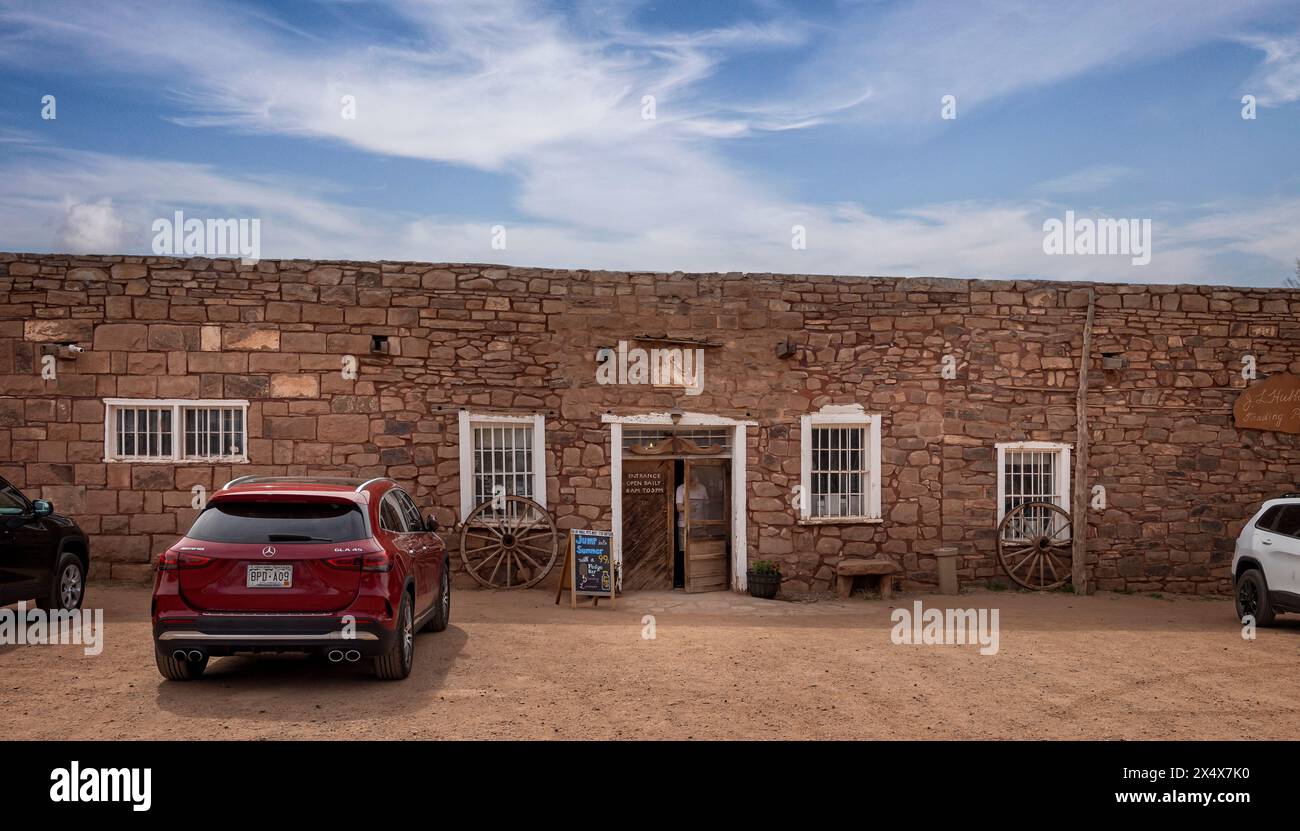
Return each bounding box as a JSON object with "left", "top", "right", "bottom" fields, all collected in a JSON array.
[
  {"left": 1271, "top": 505, "right": 1300, "bottom": 539},
  {"left": 1256, "top": 505, "right": 1284, "bottom": 532},
  {"left": 186, "top": 501, "right": 367, "bottom": 544}
]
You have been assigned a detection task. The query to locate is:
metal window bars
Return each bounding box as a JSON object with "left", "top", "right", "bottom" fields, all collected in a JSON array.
[
  {"left": 473, "top": 424, "right": 534, "bottom": 512},
  {"left": 1002, "top": 449, "right": 1067, "bottom": 540},
  {"left": 810, "top": 426, "right": 868, "bottom": 518},
  {"left": 183, "top": 406, "right": 244, "bottom": 459},
  {"left": 116, "top": 406, "right": 173, "bottom": 459}
]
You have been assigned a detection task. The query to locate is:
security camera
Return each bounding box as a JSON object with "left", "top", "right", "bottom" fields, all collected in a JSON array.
[{"left": 62, "top": 343, "right": 84, "bottom": 353}]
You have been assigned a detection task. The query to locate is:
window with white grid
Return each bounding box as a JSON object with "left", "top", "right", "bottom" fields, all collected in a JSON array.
[
  {"left": 458, "top": 412, "right": 547, "bottom": 520},
  {"left": 183, "top": 406, "right": 245, "bottom": 460},
  {"left": 810, "top": 426, "right": 868, "bottom": 518},
  {"left": 472, "top": 424, "right": 534, "bottom": 505},
  {"left": 996, "top": 442, "right": 1071, "bottom": 536},
  {"left": 104, "top": 399, "right": 249, "bottom": 463},
  {"left": 799, "top": 411, "right": 882, "bottom": 522},
  {"left": 112, "top": 404, "right": 174, "bottom": 461}
]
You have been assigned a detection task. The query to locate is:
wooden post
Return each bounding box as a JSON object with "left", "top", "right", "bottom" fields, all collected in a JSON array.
[{"left": 1072, "top": 289, "right": 1095, "bottom": 595}]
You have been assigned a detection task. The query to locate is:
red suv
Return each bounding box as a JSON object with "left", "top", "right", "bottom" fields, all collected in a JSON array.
[{"left": 152, "top": 476, "right": 449, "bottom": 681}]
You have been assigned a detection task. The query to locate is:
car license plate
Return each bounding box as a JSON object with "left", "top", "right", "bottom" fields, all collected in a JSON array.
[{"left": 246, "top": 564, "right": 292, "bottom": 588}]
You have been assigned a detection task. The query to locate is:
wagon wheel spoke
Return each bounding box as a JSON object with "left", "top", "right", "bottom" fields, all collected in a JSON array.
[
  {"left": 1045, "top": 551, "right": 1066, "bottom": 581},
  {"left": 467, "top": 547, "right": 505, "bottom": 574},
  {"left": 518, "top": 539, "right": 554, "bottom": 558},
  {"left": 1011, "top": 551, "right": 1038, "bottom": 576},
  {"left": 515, "top": 529, "right": 552, "bottom": 546},
  {"left": 513, "top": 547, "right": 543, "bottom": 570},
  {"left": 461, "top": 540, "right": 501, "bottom": 557},
  {"left": 1042, "top": 551, "right": 1059, "bottom": 582},
  {"left": 487, "top": 547, "right": 508, "bottom": 585}
]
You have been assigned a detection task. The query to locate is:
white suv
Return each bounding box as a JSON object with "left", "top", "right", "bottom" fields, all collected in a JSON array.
[{"left": 1233, "top": 494, "right": 1300, "bottom": 625}]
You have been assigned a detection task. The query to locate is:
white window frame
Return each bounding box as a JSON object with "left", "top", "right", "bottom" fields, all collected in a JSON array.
[
  {"left": 458, "top": 411, "right": 547, "bottom": 521},
  {"left": 995, "top": 441, "right": 1071, "bottom": 523},
  {"left": 103, "top": 398, "right": 250, "bottom": 464},
  {"left": 799, "top": 408, "right": 882, "bottom": 523}
]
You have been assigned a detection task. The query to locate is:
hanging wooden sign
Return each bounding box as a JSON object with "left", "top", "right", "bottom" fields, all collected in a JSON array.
[
  {"left": 1234, "top": 373, "right": 1300, "bottom": 435},
  {"left": 555, "top": 529, "right": 615, "bottom": 608}
]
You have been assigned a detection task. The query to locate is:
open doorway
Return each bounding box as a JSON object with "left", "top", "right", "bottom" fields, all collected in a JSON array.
[
  {"left": 677, "top": 459, "right": 729, "bottom": 592},
  {"left": 618, "top": 428, "right": 731, "bottom": 592}
]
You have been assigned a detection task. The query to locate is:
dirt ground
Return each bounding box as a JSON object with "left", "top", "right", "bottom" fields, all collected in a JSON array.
[{"left": 2, "top": 584, "right": 1297, "bottom": 740}]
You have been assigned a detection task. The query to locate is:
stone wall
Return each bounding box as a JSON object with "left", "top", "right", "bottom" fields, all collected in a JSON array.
[{"left": 3, "top": 252, "right": 1298, "bottom": 593}]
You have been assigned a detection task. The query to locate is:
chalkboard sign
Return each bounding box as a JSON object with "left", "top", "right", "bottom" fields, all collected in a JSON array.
[{"left": 558, "top": 529, "right": 615, "bottom": 608}]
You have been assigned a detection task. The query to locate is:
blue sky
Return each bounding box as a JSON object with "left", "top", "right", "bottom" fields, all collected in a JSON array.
[{"left": 1, "top": 0, "right": 1299, "bottom": 285}]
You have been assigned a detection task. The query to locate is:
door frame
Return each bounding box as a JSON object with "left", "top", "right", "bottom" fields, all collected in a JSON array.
[{"left": 603, "top": 412, "right": 755, "bottom": 592}]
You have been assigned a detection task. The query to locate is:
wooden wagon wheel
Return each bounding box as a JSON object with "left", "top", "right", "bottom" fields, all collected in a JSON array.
[
  {"left": 459, "top": 495, "right": 558, "bottom": 589},
  {"left": 997, "top": 501, "right": 1073, "bottom": 591}
]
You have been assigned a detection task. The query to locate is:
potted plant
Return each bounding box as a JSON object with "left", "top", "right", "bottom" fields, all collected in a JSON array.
[{"left": 747, "top": 559, "right": 782, "bottom": 600}]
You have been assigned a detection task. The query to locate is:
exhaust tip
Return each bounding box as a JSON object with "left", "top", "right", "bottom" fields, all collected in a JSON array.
[
  {"left": 327, "top": 650, "right": 344, "bottom": 663},
  {"left": 344, "top": 650, "right": 361, "bottom": 663},
  {"left": 172, "top": 650, "right": 188, "bottom": 662},
  {"left": 187, "top": 650, "right": 204, "bottom": 662}
]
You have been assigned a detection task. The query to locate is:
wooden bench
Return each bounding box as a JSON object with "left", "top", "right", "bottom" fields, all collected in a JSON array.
[{"left": 835, "top": 559, "right": 901, "bottom": 599}]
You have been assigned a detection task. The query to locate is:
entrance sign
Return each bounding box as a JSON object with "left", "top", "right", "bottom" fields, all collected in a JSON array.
[
  {"left": 1234, "top": 373, "right": 1300, "bottom": 435},
  {"left": 621, "top": 460, "right": 673, "bottom": 590},
  {"left": 556, "top": 529, "right": 615, "bottom": 608}
]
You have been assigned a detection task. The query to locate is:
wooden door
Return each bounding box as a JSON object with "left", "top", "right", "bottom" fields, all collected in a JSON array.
[
  {"left": 682, "top": 460, "right": 729, "bottom": 593},
  {"left": 621, "top": 460, "right": 674, "bottom": 590}
]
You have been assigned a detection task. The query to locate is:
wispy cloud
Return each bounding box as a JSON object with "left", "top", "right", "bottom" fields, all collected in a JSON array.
[
  {"left": 1, "top": 0, "right": 1298, "bottom": 286},
  {"left": 1032, "top": 166, "right": 1135, "bottom": 196},
  {"left": 1240, "top": 31, "right": 1300, "bottom": 104}
]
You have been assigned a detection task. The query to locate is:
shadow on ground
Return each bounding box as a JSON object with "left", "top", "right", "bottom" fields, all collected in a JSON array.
[{"left": 154, "top": 625, "right": 469, "bottom": 723}]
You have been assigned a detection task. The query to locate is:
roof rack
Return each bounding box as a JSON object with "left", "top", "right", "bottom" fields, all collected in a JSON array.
[{"left": 218, "top": 475, "right": 372, "bottom": 490}]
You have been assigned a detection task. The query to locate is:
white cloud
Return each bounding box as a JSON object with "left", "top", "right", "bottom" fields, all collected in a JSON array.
[
  {"left": 55, "top": 198, "right": 125, "bottom": 253},
  {"left": 786, "top": 0, "right": 1296, "bottom": 128},
  {"left": 1240, "top": 32, "right": 1300, "bottom": 105},
  {"left": 2, "top": 147, "right": 1298, "bottom": 286},
  {"left": 1032, "top": 166, "right": 1135, "bottom": 195},
  {"left": 0, "top": 1, "right": 1298, "bottom": 286}
]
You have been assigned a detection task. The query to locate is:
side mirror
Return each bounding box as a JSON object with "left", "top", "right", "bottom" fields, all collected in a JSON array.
[
  {"left": 424, "top": 514, "right": 439, "bottom": 533},
  {"left": 32, "top": 499, "right": 53, "bottom": 517}
]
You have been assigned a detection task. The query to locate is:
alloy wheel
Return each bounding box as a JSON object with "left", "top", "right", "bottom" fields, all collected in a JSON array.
[
  {"left": 60, "top": 564, "right": 83, "bottom": 609},
  {"left": 1238, "top": 579, "right": 1259, "bottom": 618},
  {"left": 401, "top": 604, "right": 413, "bottom": 667}
]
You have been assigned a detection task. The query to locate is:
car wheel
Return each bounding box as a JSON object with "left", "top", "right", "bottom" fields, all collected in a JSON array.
[
  {"left": 1235, "top": 568, "right": 1275, "bottom": 627},
  {"left": 374, "top": 593, "right": 414, "bottom": 680},
  {"left": 424, "top": 561, "right": 451, "bottom": 633},
  {"left": 36, "top": 552, "right": 84, "bottom": 611},
  {"left": 155, "top": 649, "right": 209, "bottom": 681}
]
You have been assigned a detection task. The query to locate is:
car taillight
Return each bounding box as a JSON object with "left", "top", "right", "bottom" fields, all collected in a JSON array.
[
  {"left": 157, "top": 550, "right": 212, "bottom": 570},
  {"left": 325, "top": 552, "right": 390, "bottom": 572}
]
